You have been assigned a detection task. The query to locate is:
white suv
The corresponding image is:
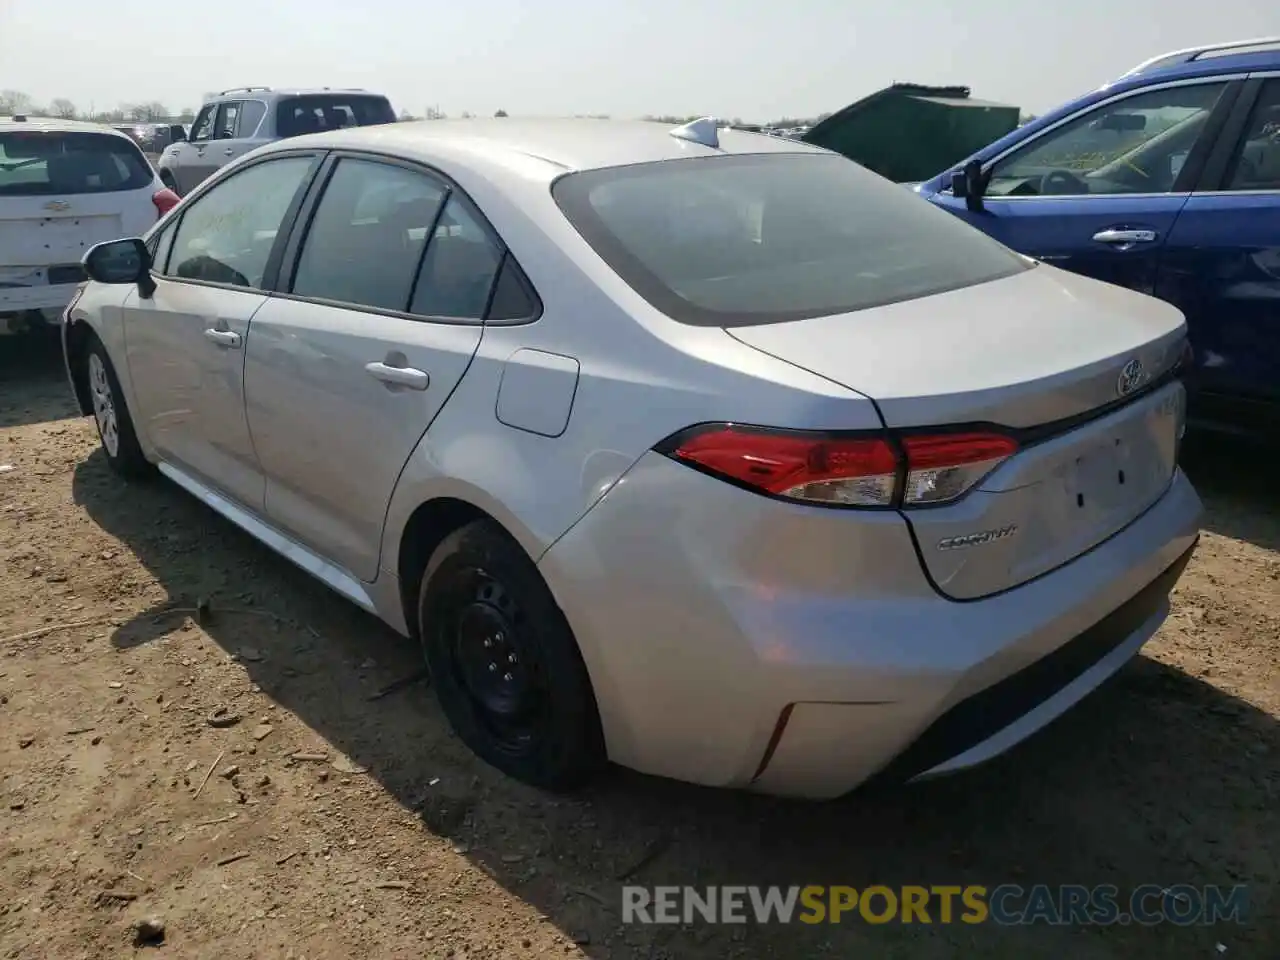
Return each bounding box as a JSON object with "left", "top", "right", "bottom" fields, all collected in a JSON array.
[{"left": 1, "top": 116, "right": 179, "bottom": 335}]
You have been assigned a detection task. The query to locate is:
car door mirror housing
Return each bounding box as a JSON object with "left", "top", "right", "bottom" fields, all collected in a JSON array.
[
  {"left": 84, "top": 238, "right": 156, "bottom": 298},
  {"left": 952, "top": 159, "right": 986, "bottom": 212},
  {"left": 168, "top": 124, "right": 187, "bottom": 143}
]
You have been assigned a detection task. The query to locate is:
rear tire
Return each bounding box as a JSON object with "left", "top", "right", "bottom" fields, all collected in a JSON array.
[
  {"left": 417, "top": 519, "right": 606, "bottom": 791},
  {"left": 85, "top": 338, "right": 152, "bottom": 480}
]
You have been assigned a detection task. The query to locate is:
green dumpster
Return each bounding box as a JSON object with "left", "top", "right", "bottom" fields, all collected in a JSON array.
[{"left": 801, "top": 83, "right": 1021, "bottom": 183}]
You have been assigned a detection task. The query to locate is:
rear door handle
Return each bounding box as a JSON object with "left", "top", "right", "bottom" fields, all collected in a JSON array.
[
  {"left": 223, "top": 148, "right": 235, "bottom": 156},
  {"left": 203, "top": 328, "right": 241, "bottom": 348},
  {"left": 365, "top": 361, "right": 429, "bottom": 390},
  {"left": 1092, "top": 228, "right": 1157, "bottom": 247}
]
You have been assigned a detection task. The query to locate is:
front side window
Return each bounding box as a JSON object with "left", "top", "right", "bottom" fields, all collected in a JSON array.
[
  {"left": 291, "top": 158, "right": 447, "bottom": 311},
  {"left": 0, "top": 131, "right": 153, "bottom": 196},
  {"left": 189, "top": 105, "right": 216, "bottom": 143},
  {"left": 214, "top": 102, "right": 241, "bottom": 140},
  {"left": 1223, "top": 79, "right": 1280, "bottom": 191},
  {"left": 147, "top": 221, "right": 177, "bottom": 273},
  {"left": 988, "top": 82, "right": 1228, "bottom": 197},
  {"left": 553, "top": 153, "right": 1029, "bottom": 327},
  {"left": 167, "top": 156, "right": 314, "bottom": 288}
]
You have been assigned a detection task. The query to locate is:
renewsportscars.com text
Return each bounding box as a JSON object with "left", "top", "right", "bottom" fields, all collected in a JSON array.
[{"left": 622, "top": 884, "right": 1249, "bottom": 926}]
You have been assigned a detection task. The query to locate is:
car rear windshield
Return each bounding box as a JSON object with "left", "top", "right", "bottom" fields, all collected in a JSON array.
[
  {"left": 275, "top": 95, "right": 396, "bottom": 138},
  {"left": 0, "top": 131, "right": 153, "bottom": 196},
  {"left": 552, "top": 153, "right": 1031, "bottom": 327}
]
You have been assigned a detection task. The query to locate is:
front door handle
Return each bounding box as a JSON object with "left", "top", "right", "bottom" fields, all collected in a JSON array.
[
  {"left": 1092, "top": 228, "right": 1157, "bottom": 247},
  {"left": 365, "top": 361, "right": 429, "bottom": 390},
  {"left": 223, "top": 148, "right": 235, "bottom": 156},
  {"left": 203, "top": 328, "right": 241, "bottom": 348}
]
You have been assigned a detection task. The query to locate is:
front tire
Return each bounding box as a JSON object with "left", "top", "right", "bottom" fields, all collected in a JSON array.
[
  {"left": 85, "top": 339, "right": 152, "bottom": 479},
  {"left": 417, "top": 520, "right": 606, "bottom": 791}
]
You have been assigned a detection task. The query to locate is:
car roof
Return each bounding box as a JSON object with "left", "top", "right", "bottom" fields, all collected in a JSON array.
[
  {"left": 0, "top": 116, "right": 135, "bottom": 139},
  {"left": 268, "top": 117, "right": 829, "bottom": 181},
  {"left": 1116, "top": 36, "right": 1280, "bottom": 81},
  {"left": 210, "top": 88, "right": 384, "bottom": 101}
]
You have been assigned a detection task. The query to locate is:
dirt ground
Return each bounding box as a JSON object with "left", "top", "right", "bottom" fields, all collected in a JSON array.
[{"left": 1, "top": 332, "right": 1277, "bottom": 960}]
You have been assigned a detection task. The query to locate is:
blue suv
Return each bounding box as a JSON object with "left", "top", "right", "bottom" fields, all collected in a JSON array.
[{"left": 914, "top": 38, "right": 1280, "bottom": 439}]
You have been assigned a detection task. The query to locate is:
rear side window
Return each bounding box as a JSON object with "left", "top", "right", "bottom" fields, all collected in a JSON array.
[
  {"left": 0, "top": 131, "right": 153, "bottom": 196},
  {"left": 553, "top": 153, "right": 1031, "bottom": 327},
  {"left": 291, "top": 158, "right": 448, "bottom": 311},
  {"left": 275, "top": 95, "right": 396, "bottom": 138},
  {"left": 239, "top": 100, "right": 267, "bottom": 138},
  {"left": 409, "top": 195, "right": 504, "bottom": 318}
]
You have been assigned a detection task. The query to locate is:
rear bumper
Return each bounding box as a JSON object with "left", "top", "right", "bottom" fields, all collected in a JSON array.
[
  {"left": 538, "top": 453, "right": 1202, "bottom": 798},
  {"left": 867, "top": 537, "right": 1194, "bottom": 784}
]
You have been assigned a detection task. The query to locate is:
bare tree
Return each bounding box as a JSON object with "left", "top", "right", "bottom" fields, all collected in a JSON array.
[
  {"left": 494, "top": 109, "right": 508, "bottom": 118},
  {"left": 460, "top": 110, "right": 473, "bottom": 119},
  {"left": 49, "top": 98, "right": 78, "bottom": 119},
  {"left": 0, "top": 90, "right": 35, "bottom": 115},
  {"left": 398, "top": 110, "right": 417, "bottom": 121},
  {"left": 125, "top": 102, "right": 168, "bottom": 122}
]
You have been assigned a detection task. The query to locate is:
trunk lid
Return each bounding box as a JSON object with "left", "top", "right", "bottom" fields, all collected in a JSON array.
[{"left": 727, "top": 265, "right": 1187, "bottom": 599}]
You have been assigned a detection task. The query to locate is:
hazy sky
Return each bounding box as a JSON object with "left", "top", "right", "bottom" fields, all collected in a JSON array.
[{"left": 1, "top": 0, "right": 1274, "bottom": 120}]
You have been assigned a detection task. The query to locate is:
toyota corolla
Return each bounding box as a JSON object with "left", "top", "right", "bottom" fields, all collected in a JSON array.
[{"left": 61, "top": 117, "right": 1201, "bottom": 798}]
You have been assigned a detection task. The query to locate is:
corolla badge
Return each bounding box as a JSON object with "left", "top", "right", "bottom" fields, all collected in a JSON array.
[
  {"left": 1116, "top": 357, "right": 1148, "bottom": 397},
  {"left": 43, "top": 200, "right": 70, "bottom": 212},
  {"left": 937, "top": 524, "right": 1018, "bottom": 551}
]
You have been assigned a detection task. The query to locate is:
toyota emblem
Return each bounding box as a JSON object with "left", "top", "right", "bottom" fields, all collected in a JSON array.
[{"left": 1116, "top": 358, "right": 1147, "bottom": 397}]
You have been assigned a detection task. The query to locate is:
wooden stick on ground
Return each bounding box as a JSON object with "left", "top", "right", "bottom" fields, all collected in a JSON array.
[{"left": 193, "top": 749, "right": 225, "bottom": 800}]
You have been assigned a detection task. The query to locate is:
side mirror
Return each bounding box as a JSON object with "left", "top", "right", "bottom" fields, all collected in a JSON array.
[
  {"left": 84, "top": 238, "right": 155, "bottom": 298},
  {"left": 168, "top": 124, "right": 187, "bottom": 143},
  {"left": 951, "top": 159, "right": 986, "bottom": 212}
]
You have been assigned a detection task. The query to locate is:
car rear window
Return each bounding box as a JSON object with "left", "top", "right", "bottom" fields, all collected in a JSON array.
[
  {"left": 0, "top": 131, "right": 154, "bottom": 196},
  {"left": 552, "top": 153, "right": 1031, "bottom": 327},
  {"left": 274, "top": 95, "right": 396, "bottom": 138}
]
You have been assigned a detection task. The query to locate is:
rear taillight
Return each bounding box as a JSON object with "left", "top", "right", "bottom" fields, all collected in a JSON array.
[
  {"left": 152, "top": 188, "right": 181, "bottom": 218},
  {"left": 662, "top": 425, "right": 899, "bottom": 506},
  {"left": 900, "top": 432, "right": 1018, "bottom": 506},
  {"left": 657, "top": 424, "right": 1017, "bottom": 509}
]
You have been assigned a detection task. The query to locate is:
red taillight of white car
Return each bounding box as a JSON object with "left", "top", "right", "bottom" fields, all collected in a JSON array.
[
  {"left": 152, "top": 188, "right": 181, "bottom": 219},
  {"left": 657, "top": 424, "right": 1017, "bottom": 509}
]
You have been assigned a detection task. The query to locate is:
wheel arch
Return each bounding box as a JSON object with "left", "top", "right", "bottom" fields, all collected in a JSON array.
[
  {"left": 395, "top": 496, "right": 494, "bottom": 639},
  {"left": 64, "top": 317, "right": 95, "bottom": 416}
]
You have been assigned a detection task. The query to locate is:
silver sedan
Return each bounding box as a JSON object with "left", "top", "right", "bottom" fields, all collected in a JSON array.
[{"left": 62, "top": 117, "right": 1201, "bottom": 798}]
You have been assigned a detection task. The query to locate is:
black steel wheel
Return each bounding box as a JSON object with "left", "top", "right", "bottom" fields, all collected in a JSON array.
[{"left": 418, "top": 519, "right": 605, "bottom": 790}]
